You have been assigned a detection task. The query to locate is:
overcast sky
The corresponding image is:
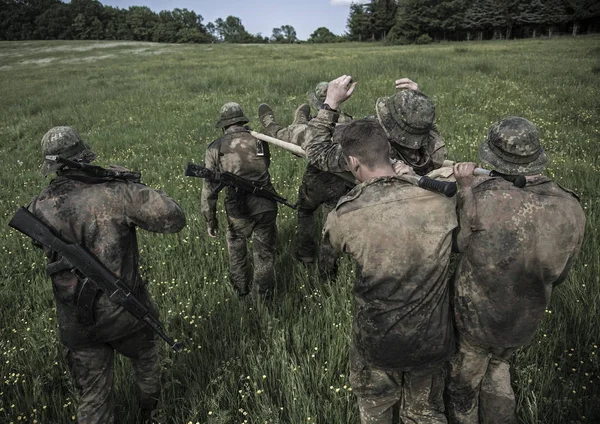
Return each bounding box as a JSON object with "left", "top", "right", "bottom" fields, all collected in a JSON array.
[{"left": 98, "top": 0, "right": 358, "bottom": 40}]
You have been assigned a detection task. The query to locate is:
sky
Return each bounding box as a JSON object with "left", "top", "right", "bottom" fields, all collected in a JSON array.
[{"left": 98, "top": 0, "right": 359, "bottom": 40}]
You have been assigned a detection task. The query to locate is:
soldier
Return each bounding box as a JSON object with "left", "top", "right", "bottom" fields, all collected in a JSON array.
[
  {"left": 321, "top": 115, "right": 457, "bottom": 423},
  {"left": 446, "top": 117, "right": 586, "bottom": 423},
  {"left": 305, "top": 76, "right": 447, "bottom": 178},
  {"left": 258, "top": 82, "right": 354, "bottom": 274},
  {"left": 201, "top": 102, "right": 277, "bottom": 299},
  {"left": 28, "top": 126, "right": 186, "bottom": 423}
]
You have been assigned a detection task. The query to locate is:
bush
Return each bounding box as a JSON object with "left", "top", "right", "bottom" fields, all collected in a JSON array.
[{"left": 415, "top": 34, "right": 433, "bottom": 45}]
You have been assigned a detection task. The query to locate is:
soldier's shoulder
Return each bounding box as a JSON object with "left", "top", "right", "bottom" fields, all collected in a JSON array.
[
  {"left": 334, "top": 183, "right": 365, "bottom": 216},
  {"left": 553, "top": 181, "right": 581, "bottom": 202},
  {"left": 334, "top": 177, "right": 415, "bottom": 216}
]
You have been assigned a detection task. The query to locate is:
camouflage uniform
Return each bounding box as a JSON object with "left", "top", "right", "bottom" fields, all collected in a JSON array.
[
  {"left": 305, "top": 90, "right": 447, "bottom": 177},
  {"left": 323, "top": 176, "right": 457, "bottom": 424},
  {"left": 202, "top": 103, "right": 277, "bottom": 298},
  {"left": 447, "top": 117, "right": 586, "bottom": 424},
  {"left": 260, "top": 83, "right": 354, "bottom": 271},
  {"left": 29, "top": 127, "right": 186, "bottom": 424}
]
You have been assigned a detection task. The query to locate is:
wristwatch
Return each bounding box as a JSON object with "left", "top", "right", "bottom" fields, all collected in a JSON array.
[{"left": 320, "top": 103, "right": 338, "bottom": 112}]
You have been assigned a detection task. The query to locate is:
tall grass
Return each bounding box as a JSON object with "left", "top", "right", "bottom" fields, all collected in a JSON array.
[{"left": 0, "top": 37, "right": 599, "bottom": 423}]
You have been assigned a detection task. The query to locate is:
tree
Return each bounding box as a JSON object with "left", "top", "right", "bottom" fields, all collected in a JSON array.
[
  {"left": 308, "top": 26, "right": 339, "bottom": 43},
  {"left": 34, "top": 2, "right": 72, "bottom": 39},
  {"left": 347, "top": 2, "right": 372, "bottom": 41},
  {"left": 127, "top": 6, "right": 158, "bottom": 41},
  {"left": 215, "top": 16, "right": 264, "bottom": 43},
  {"left": 371, "top": 0, "right": 398, "bottom": 40},
  {"left": 516, "top": 0, "right": 544, "bottom": 38},
  {"left": 271, "top": 24, "right": 297, "bottom": 43},
  {"left": 389, "top": 0, "right": 438, "bottom": 43}
]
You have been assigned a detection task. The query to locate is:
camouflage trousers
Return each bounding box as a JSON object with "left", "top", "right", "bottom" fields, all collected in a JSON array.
[
  {"left": 296, "top": 168, "right": 350, "bottom": 278},
  {"left": 265, "top": 123, "right": 349, "bottom": 275},
  {"left": 226, "top": 210, "right": 277, "bottom": 298},
  {"left": 350, "top": 352, "right": 447, "bottom": 424},
  {"left": 64, "top": 326, "right": 160, "bottom": 424},
  {"left": 266, "top": 122, "right": 308, "bottom": 150},
  {"left": 446, "top": 334, "right": 517, "bottom": 424}
]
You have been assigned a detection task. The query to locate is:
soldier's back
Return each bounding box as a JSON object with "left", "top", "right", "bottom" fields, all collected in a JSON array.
[
  {"left": 325, "top": 176, "right": 457, "bottom": 370},
  {"left": 455, "top": 176, "right": 586, "bottom": 347}
]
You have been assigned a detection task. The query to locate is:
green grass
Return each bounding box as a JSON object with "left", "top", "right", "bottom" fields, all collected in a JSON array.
[{"left": 1, "top": 37, "right": 599, "bottom": 423}]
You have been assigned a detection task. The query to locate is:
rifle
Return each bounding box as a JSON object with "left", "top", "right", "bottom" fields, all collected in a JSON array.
[
  {"left": 185, "top": 162, "right": 297, "bottom": 209},
  {"left": 249, "top": 131, "right": 458, "bottom": 197},
  {"left": 8, "top": 207, "right": 183, "bottom": 352},
  {"left": 46, "top": 155, "right": 141, "bottom": 182}
]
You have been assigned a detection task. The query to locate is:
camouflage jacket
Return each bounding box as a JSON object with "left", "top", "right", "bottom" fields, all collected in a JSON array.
[
  {"left": 29, "top": 169, "right": 186, "bottom": 348},
  {"left": 323, "top": 176, "right": 458, "bottom": 371},
  {"left": 305, "top": 109, "right": 447, "bottom": 176},
  {"left": 453, "top": 176, "right": 586, "bottom": 348},
  {"left": 201, "top": 126, "right": 277, "bottom": 223}
]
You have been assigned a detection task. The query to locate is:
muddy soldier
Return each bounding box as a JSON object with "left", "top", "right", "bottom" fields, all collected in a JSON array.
[
  {"left": 446, "top": 117, "right": 586, "bottom": 423},
  {"left": 28, "top": 127, "right": 186, "bottom": 424},
  {"left": 305, "top": 77, "right": 447, "bottom": 178},
  {"left": 257, "top": 82, "right": 354, "bottom": 275},
  {"left": 318, "top": 79, "right": 457, "bottom": 423},
  {"left": 201, "top": 102, "right": 277, "bottom": 300}
]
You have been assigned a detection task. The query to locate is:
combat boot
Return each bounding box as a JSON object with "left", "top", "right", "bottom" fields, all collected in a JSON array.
[
  {"left": 258, "top": 103, "right": 276, "bottom": 128},
  {"left": 292, "top": 104, "right": 310, "bottom": 125}
]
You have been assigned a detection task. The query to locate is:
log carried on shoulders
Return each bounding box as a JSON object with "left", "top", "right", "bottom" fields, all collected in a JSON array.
[
  {"left": 250, "top": 131, "right": 457, "bottom": 197},
  {"left": 441, "top": 160, "right": 526, "bottom": 188}
]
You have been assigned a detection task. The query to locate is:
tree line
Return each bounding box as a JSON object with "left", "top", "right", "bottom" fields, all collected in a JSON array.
[
  {"left": 0, "top": 0, "right": 340, "bottom": 43},
  {"left": 1, "top": 0, "right": 598, "bottom": 44},
  {"left": 347, "top": 0, "right": 600, "bottom": 44}
]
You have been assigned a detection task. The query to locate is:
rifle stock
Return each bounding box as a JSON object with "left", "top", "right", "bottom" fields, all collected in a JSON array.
[{"left": 8, "top": 207, "right": 183, "bottom": 352}]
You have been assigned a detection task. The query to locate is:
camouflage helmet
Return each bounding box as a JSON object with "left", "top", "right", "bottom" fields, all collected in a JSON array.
[
  {"left": 479, "top": 116, "right": 547, "bottom": 176},
  {"left": 307, "top": 82, "right": 329, "bottom": 111},
  {"left": 41, "top": 126, "right": 96, "bottom": 176},
  {"left": 215, "top": 102, "right": 249, "bottom": 128},
  {"left": 376, "top": 89, "right": 435, "bottom": 150}
]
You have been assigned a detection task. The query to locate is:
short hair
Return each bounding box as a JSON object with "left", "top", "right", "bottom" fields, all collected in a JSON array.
[{"left": 340, "top": 119, "right": 391, "bottom": 170}]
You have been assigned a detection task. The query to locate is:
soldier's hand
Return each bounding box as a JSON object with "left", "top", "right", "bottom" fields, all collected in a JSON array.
[
  {"left": 324, "top": 75, "right": 357, "bottom": 111},
  {"left": 391, "top": 159, "right": 415, "bottom": 176},
  {"left": 395, "top": 78, "right": 420, "bottom": 92},
  {"left": 453, "top": 162, "right": 477, "bottom": 188}
]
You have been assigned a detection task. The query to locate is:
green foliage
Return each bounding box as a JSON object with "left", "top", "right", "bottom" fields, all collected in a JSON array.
[
  {"left": 0, "top": 37, "right": 600, "bottom": 423},
  {"left": 308, "top": 27, "right": 340, "bottom": 43},
  {"left": 415, "top": 33, "right": 433, "bottom": 44},
  {"left": 348, "top": 0, "right": 600, "bottom": 44},
  {"left": 271, "top": 25, "right": 297, "bottom": 44}
]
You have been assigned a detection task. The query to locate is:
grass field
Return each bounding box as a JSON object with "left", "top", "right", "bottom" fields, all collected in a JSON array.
[{"left": 1, "top": 36, "right": 599, "bottom": 423}]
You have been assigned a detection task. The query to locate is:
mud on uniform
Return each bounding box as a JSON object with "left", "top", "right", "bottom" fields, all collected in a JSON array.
[
  {"left": 29, "top": 170, "right": 186, "bottom": 424},
  {"left": 447, "top": 175, "right": 586, "bottom": 424},
  {"left": 201, "top": 125, "right": 277, "bottom": 297},
  {"left": 264, "top": 113, "right": 354, "bottom": 271},
  {"left": 323, "top": 176, "right": 458, "bottom": 424},
  {"left": 305, "top": 109, "right": 446, "bottom": 177}
]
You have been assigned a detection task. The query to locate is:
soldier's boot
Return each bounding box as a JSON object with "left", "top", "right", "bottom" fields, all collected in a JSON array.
[
  {"left": 295, "top": 217, "right": 316, "bottom": 265},
  {"left": 258, "top": 103, "right": 276, "bottom": 128},
  {"left": 292, "top": 104, "right": 310, "bottom": 125}
]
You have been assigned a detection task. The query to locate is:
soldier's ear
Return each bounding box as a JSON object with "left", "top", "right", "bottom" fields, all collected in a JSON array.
[{"left": 348, "top": 155, "right": 360, "bottom": 174}]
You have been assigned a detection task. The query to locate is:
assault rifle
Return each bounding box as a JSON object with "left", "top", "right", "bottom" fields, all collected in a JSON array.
[
  {"left": 8, "top": 207, "right": 183, "bottom": 352},
  {"left": 45, "top": 155, "right": 141, "bottom": 182},
  {"left": 185, "top": 162, "right": 297, "bottom": 209}
]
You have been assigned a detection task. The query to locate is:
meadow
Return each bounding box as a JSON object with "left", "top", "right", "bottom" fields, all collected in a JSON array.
[{"left": 0, "top": 36, "right": 599, "bottom": 423}]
